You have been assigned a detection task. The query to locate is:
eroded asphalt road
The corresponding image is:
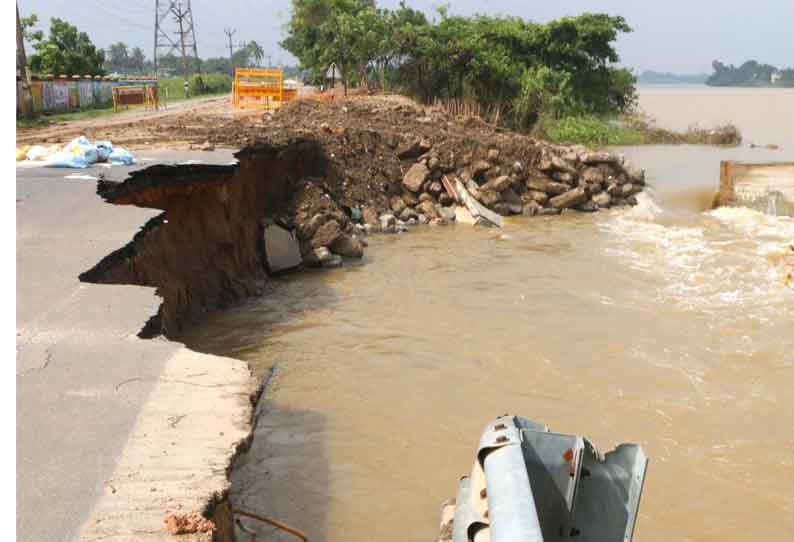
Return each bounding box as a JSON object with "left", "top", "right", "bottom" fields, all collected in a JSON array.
[{"left": 16, "top": 149, "right": 236, "bottom": 542}]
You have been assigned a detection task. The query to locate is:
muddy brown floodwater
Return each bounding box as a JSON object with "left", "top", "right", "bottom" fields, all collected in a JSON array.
[{"left": 181, "top": 87, "right": 794, "bottom": 542}]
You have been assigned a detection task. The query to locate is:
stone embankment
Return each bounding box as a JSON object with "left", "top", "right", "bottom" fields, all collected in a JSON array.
[{"left": 295, "top": 141, "right": 644, "bottom": 267}]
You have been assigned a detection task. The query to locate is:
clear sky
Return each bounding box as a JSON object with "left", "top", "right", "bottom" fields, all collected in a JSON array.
[{"left": 17, "top": 0, "right": 794, "bottom": 73}]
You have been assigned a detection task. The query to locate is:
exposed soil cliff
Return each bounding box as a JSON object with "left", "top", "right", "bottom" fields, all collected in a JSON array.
[{"left": 80, "top": 140, "right": 328, "bottom": 334}]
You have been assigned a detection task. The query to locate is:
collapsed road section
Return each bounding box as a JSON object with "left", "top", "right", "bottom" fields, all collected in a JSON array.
[
  {"left": 79, "top": 140, "right": 330, "bottom": 334},
  {"left": 80, "top": 101, "right": 646, "bottom": 336}
]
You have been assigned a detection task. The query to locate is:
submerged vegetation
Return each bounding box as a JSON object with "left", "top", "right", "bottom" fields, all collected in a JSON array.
[{"left": 537, "top": 114, "right": 742, "bottom": 147}]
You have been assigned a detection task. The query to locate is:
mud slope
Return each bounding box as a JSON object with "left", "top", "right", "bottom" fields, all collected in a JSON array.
[{"left": 80, "top": 139, "right": 328, "bottom": 335}]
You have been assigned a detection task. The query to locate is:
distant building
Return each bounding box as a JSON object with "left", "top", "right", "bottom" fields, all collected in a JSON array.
[{"left": 771, "top": 70, "right": 782, "bottom": 84}]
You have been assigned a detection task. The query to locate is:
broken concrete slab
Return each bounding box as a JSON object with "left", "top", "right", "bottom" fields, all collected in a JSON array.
[
  {"left": 263, "top": 222, "right": 302, "bottom": 274},
  {"left": 455, "top": 179, "right": 503, "bottom": 228}
]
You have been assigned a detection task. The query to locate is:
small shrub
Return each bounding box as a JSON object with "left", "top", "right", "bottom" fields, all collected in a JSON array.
[
  {"left": 539, "top": 115, "right": 644, "bottom": 146},
  {"left": 190, "top": 73, "right": 232, "bottom": 95}
]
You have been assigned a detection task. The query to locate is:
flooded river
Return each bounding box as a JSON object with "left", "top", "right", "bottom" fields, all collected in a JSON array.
[{"left": 182, "top": 87, "right": 794, "bottom": 542}]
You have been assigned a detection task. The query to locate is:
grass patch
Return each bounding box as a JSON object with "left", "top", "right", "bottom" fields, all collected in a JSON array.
[
  {"left": 17, "top": 104, "right": 118, "bottom": 128},
  {"left": 16, "top": 82, "right": 231, "bottom": 129},
  {"left": 157, "top": 74, "right": 232, "bottom": 104},
  {"left": 537, "top": 114, "right": 742, "bottom": 147},
  {"left": 538, "top": 115, "right": 644, "bottom": 146}
]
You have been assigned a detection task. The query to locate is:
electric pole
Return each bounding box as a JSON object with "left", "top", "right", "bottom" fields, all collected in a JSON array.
[
  {"left": 153, "top": 0, "right": 200, "bottom": 79},
  {"left": 16, "top": 2, "right": 33, "bottom": 117},
  {"left": 224, "top": 28, "right": 236, "bottom": 75}
]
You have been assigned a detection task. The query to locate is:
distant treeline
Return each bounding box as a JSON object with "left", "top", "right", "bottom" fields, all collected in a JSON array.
[
  {"left": 637, "top": 70, "right": 707, "bottom": 85},
  {"left": 104, "top": 43, "right": 303, "bottom": 79},
  {"left": 706, "top": 60, "right": 794, "bottom": 87}
]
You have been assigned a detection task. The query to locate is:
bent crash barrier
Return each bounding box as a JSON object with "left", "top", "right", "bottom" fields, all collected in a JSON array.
[{"left": 442, "top": 415, "right": 648, "bottom": 542}]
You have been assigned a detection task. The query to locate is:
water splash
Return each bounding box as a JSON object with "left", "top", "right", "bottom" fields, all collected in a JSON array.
[
  {"left": 600, "top": 192, "right": 794, "bottom": 319},
  {"left": 766, "top": 192, "right": 778, "bottom": 216}
]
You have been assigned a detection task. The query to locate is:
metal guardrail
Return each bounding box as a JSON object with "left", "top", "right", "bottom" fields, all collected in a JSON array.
[{"left": 451, "top": 415, "right": 648, "bottom": 542}]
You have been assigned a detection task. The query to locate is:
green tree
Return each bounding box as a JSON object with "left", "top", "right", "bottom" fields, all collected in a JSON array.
[
  {"left": 248, "top": 41, "right": 264, "bottom": 66},
  {"left": 283, "top": 1, "right": 635, "bottom": 126},
  {"left": 232, "top": 47, "right": 252, "bottom": 69},
  {"left": 130, "top": 47, "right": 146, "bottom": 73},
  {"left": 28, "top": 17, "right": 105, "bottom": 75},
  {"left": 204, "top": 56, "right": 232, "bottom": 74},
  {"left": 107, "top": 42, "right": 129, "bottom": 72},
  {"left": 282, "top": 0, "right": 379, "bottom": 92},
  {"left": 20, "top": 12, "right": 42, "bottom": 42}
]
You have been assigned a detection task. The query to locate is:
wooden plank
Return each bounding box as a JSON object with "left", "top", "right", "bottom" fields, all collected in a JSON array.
[
  {"left": 454, "top": 178, "right": 503, "bottom": 228},
  {"left": 441, "top": 175, "right": 460, "bottom": 202}
]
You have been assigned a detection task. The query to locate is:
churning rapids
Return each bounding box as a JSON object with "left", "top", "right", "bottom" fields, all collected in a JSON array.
[{"left": 180, "top": 87, "right": 794, "bottom": 542}]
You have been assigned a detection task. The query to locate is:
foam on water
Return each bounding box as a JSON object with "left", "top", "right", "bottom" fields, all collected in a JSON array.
[{"left": 600, "top": 192, "right": 793, "bottom": 320}]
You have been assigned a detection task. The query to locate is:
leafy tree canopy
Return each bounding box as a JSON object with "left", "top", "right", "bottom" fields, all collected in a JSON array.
[
  {"left": 248, "top": 41, "right": 265, "bottom": 67},
  {"left": 282, "top": 0, "right": 636, "bottom": 127},
  {"left": 28, "top": 17, "right": 106, "bottom": 76}
]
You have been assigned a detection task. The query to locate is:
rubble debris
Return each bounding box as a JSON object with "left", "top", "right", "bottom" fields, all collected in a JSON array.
[
  {"left": 263, "top": 222, "right": 302, "bottom": 274},
  {"left": 550, "top": 187, "right": 588, "bottom": 210},
  {"left": 455, "top": 179, "right": 503, "bottom": 228},
  {"left": 404, "top": 163, "right": 430, "bottom": 192},
  {"left": 163, "top": 511, "right": 214, "bottom": 535}
]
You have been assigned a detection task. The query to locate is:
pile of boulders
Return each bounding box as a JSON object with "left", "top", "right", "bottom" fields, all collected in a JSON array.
[
  {"left": 283, "top": 139, "right": 646, "bottom": 268},
  {"left": 287, "top": 178, "right": 369, "bottom": 268},
  {"left": 266, "top": 97, "right": 648, "bottom": 270},
  {"left": 386, "top": 142, "right": 645, "bottom": 224}
]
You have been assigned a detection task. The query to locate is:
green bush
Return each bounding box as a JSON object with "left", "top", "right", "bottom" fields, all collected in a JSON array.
[
  {"left": 539, "top": 115, "right": 644, "bottom": 146},
  {"left": 156, "top": 73, "right": 231, "bottom": 100},
  {"left": 190, "top": 73, "right": 232, "bottom": 95}
]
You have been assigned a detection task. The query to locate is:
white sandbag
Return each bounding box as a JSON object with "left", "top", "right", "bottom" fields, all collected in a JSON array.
[
  {"left": 26, "top": 145, "right": 49, "bottom": 161},
  {"left": 43, "top": 150, "right": 89, "bottom": 168},
  {"left": 108, "top": 147, "right": 135, "bottom": 165},
  {"left": 65, "top": 135, "right": 99, "bottom": 165},
  {"left": 95, "top": 140, "right": 113, "bottom": 162}
]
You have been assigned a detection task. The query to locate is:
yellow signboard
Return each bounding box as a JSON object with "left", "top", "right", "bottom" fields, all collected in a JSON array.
[{"left": 233, "top": 68, "right": 285, "bottom": 110}]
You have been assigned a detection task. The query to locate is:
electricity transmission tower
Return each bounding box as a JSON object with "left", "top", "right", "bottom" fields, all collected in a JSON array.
[{"left": 153, "top": 0, "right": 200, "bottom": 79}]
